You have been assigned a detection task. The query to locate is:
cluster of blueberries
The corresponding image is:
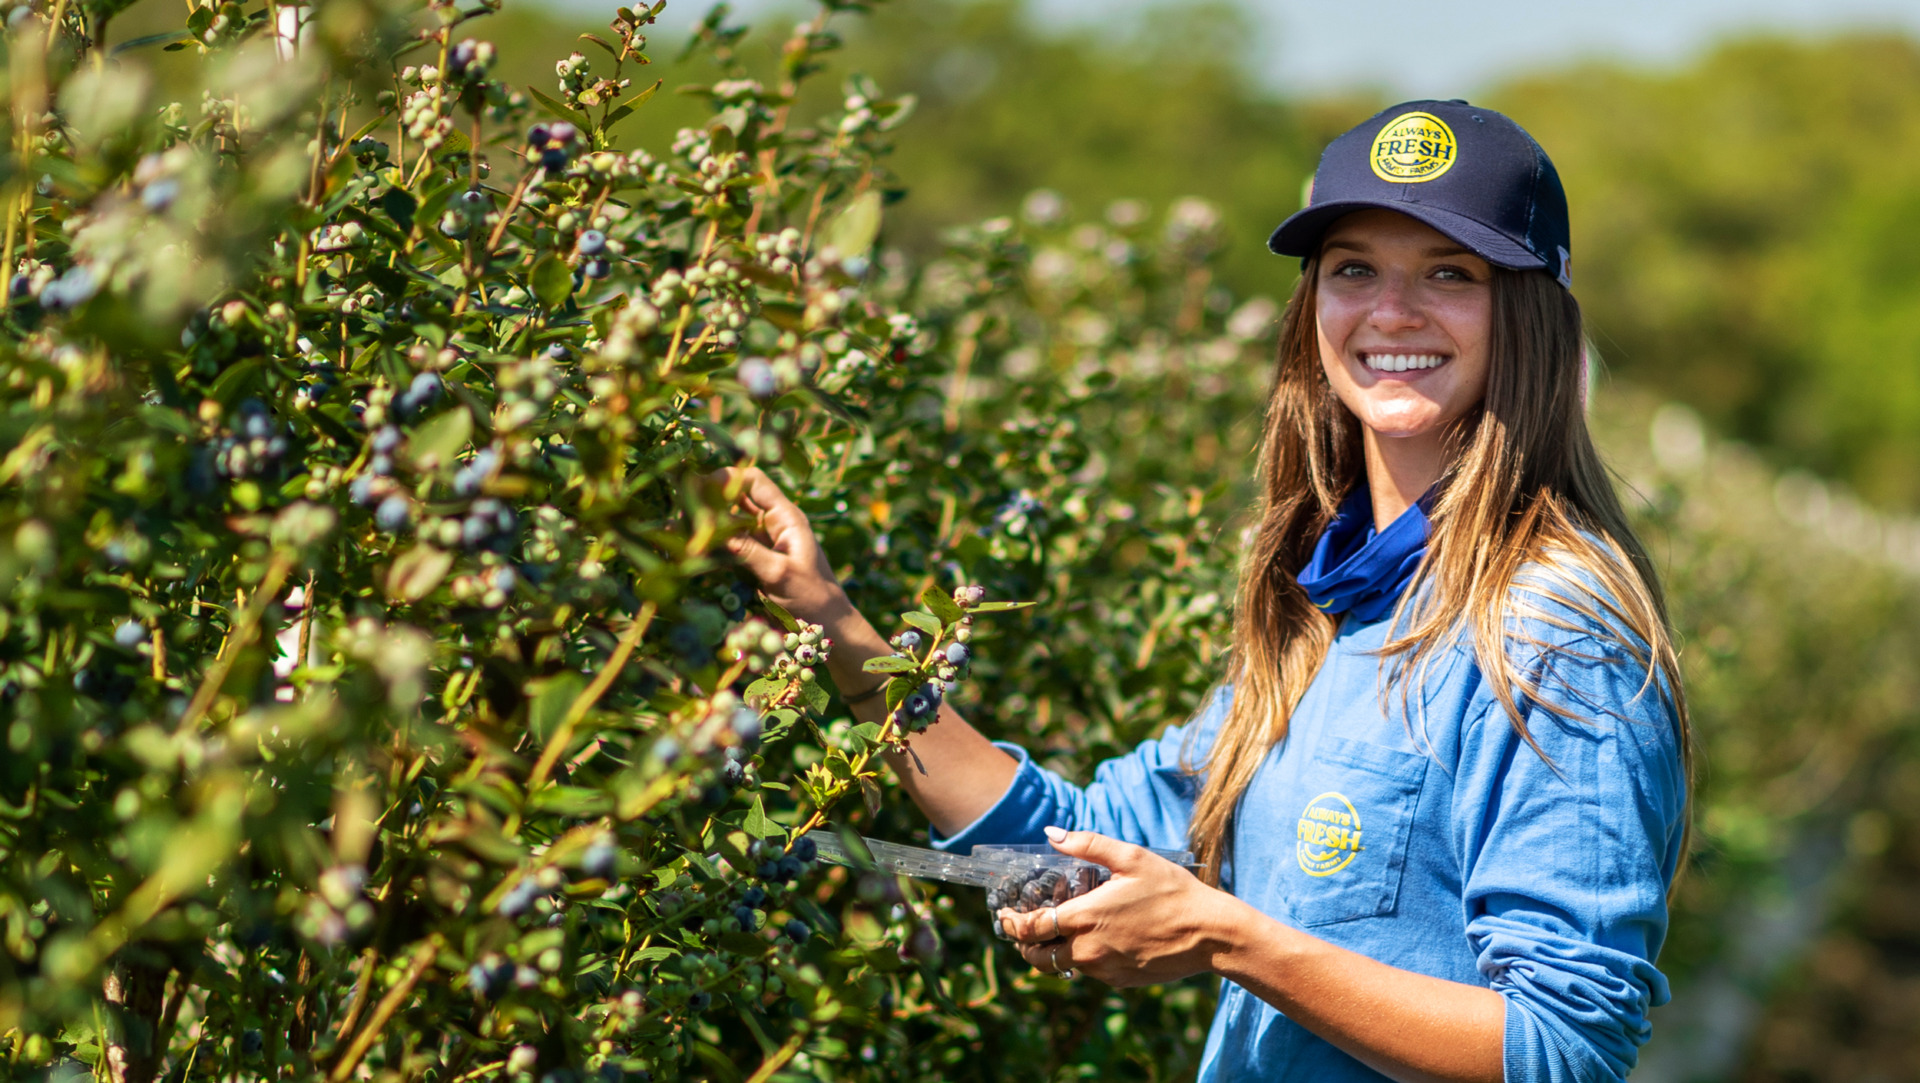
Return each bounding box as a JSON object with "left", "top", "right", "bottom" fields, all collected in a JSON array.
[
  {"left": 460, "top": 498, "right": 518, "bottom": 552},
  {"left": 985, "top": 864, "right": 1110, "bottom": 940},
  {"left": 452, "top": 446, "right": 499, "bottom": 497},
  {"left": 885, "top": 628, "right": 972, "bottom": 734},
  {"left": 750, "top": 834, "right": 817, "bottom": 884},
  {"left": 528, "top": 121, "right": 579, "bottom": 174},
  {"left": 210, "top": 398, "right": 290, "bottom": 480},
  {"left": 394, "top": 371, "right": 443, "bottom": 418},
  {"left": 577, "top": 228, "right": 611, "bottom": 281}
]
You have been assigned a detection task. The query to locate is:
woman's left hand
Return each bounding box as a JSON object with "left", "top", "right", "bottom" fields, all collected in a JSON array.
[{"left": 996, "top": 827, "right": 1238, "bottom": 988}]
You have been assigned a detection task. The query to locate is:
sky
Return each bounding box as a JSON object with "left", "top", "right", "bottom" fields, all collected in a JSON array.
[{"left": 619, "top": 0, "right": 1920, "bottom": 96}]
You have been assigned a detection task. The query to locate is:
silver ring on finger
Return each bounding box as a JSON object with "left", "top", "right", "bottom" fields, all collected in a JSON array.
[{"left": 1049, "top": 945, "right": 1075, "bottom": 980}]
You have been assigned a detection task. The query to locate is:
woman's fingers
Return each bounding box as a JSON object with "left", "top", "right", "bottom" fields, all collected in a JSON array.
[
  {"left": 997, "top": 902, "right": 1083, "bottom": 944},
  {"left": 713, "top": 466, "right": 815, "bottom": 558},
  {"left": 1015, "top": 936, "right": 1076, "bottom": 974},
  {"left": 1043, "top": 827, "right": 1152, "bottom": 875}
]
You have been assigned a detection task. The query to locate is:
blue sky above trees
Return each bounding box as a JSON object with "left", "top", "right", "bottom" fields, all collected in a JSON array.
[{"left": 598, "top": 0, "right": 1920, "bottom": 95}]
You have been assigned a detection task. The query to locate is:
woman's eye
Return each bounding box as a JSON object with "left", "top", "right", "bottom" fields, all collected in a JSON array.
[
  {"left": 1431, "top": 266, "right": 1476, "bottom": 282},
  {"left": 1331, "top": 262, "right": 1373, "bottom": 279}
]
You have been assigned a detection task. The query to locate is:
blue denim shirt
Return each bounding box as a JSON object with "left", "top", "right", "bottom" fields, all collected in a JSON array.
[{"left": 935, "top": 573, "right": 1687, "bottom": 1082}]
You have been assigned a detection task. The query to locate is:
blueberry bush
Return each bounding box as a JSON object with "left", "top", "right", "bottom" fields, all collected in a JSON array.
[{"left": 0, "top": 0, "right": 1265, "bottom": 1078}]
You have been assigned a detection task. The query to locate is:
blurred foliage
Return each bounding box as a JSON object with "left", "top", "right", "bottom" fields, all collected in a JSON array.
[
  {"left": 376, "top": 0, "right": 1920, "bottom": 515},
  {"left": 0, "top": 0, "right": 1268, "bottom": 1077}
]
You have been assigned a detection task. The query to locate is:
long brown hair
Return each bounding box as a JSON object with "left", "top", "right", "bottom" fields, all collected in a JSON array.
[{"left": 1185, "top": 256, "right": 1691, "bottom": 885}]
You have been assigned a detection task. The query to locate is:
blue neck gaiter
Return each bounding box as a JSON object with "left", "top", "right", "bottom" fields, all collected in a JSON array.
[{"left": 1295, "top": 485, "right": 1436, "bottom": 623}]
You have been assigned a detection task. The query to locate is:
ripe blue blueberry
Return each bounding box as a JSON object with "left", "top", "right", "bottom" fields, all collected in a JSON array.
[
  {"left": 784, "top": 918, "right": 809, "bottom": 942},
  {"left": 583, "top": 257, "right": 611, "bottom": 279},
  {"left": 731, "top": 707, "right": 762, "bottom": 745},
  {"left": 582, "top": 841, "right": 616, "bottom": 878},
  {"left": 375, "top": 495, "right": 411, "bottom": 533},
  {"left": 540, "top": 147, "right": 569, "bottom": 171},
  {"left": 791, "top": 836, "right": 817, "bottom": 864},
  {"left": 650, "top": 736, "right": 681, "bottom": 765},
  {"left": 904, "top": 925, "right": 940, "bottom": 963},
  {"left": 497, "top": 878, "right": 539, "bottom": 917},
  {"left": 737, "top": 358, "right": 776, "bottom": 399},
  {"left": 527, "top": 123, "right": 551, "bottom": 146},
  {"left": 241, "top": 1030, "right": 264, "bottom": 1056},
  {"left": 741, "top": 887, "right": 766, "bottom": 907},
  {"left": 545, "top": 342, "right": 571, "bottom": 361},
  {"left": 687, "top": 992, "right": 711, "bottom": 1011},
  {"left": 577, "top": 230, "right": 607, "bottom": 256},
  {"left": 408, "top": 372, "right": 443, "bottom": 403},
  {"left": 114, "top": 621, "right": 147, "bottom": 648},
  {"left": 369, "top": 454, "right": 393, "bottom": 477},
  {"left": 142, "top": 178, "right": 180, "bottom": 213},
  {"left": 449, "top": 40, "right": 479, "bottom": 73},
  {"left": 462, "top": 515, "right": 491, "bottom": 549},
  {"left": 897, "top": 630, "right": 921, "bottom": 651},
  {"left": 945, "top": 642, "right": 970, "bottom": 667},
  {"left": 733, "top": 905, "right": 755, "bottom": 928},
  {"left": 349, "top": 475, "right": 377, "bottom": 506},
  {"left": 372, "top": 425, "right": 401, "bottom": 454}
]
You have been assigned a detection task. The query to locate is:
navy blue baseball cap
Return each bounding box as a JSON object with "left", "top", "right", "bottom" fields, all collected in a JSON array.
[{"left": 1268, "top": 100, "right": 1573, "bottom": 289}]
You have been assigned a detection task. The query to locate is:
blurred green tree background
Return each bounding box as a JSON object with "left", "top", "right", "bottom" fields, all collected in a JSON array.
[{"left": 108, "top": 1, "right": 1920, "bottom": 506}]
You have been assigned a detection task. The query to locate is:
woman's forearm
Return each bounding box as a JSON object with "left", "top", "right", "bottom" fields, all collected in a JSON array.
[
  {"left": 1204, "top": 896, "right": 1505, "bottom": 1083},
  {"left": 803, "top": 592, "right": 1019, "bottom": 837}
]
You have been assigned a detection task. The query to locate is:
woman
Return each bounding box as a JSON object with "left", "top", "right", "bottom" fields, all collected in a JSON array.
[{"left": 722, "top": 100, "right": 1688, "bottom": 1083}]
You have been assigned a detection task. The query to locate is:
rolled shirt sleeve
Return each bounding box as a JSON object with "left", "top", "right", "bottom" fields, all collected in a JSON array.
[
  {"left": 1456, "top": 628, "right": 1687, "bottom": 1083},
  {"left": 930, "top": 687, "right": 1229, "bottom": 855}
]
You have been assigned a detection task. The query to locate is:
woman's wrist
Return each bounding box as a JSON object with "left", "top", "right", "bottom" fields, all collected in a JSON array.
[{"left": 1199, "top": 889, "right": 1297, "bottom": 982}]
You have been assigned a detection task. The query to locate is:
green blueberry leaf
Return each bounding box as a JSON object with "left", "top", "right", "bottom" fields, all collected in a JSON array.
[
  {"left": 532, "top": 255, "right": 573, "bottom": 310},
  {"left": 901, "top": 611, "right": 941, "bottom": 637},
  {"left": 760, "top": 596, "right": 800, "bottom": 632},
  {"left": 825, "top": 189, "right": 882, "bottom": 258},
  {"left": 884, "top": 676, "right": 914, "bottom": 712},
  {"left": 799, "top": 678, "right": 830, "bottom": 716},
  {"left": 385, "top": 545, "right": 453, "bottom": 602},
  {"left": 921, "top": 587, "right": 966, "bottom": 625},
  {"left": 968, "top": 601, "right": 1037, "bottom": 614},
  {"left": 742, "top": 795, "right": 782, "bottom": 839},
  {"left": 861, "top": 656, "right": 915, "bottom": 674}
]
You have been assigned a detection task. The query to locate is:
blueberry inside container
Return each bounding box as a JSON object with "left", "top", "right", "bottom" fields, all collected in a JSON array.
[
  {"left": 807, "top": 831, "right": 1198, "bottom": 942},
  {"left": 974, "top": 843, "right": 1198, "bottom": 940}
]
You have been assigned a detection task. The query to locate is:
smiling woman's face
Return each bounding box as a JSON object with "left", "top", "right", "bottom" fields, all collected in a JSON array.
[{"left": 1315, "top": 209, "right": 1494, "bottom": 450}]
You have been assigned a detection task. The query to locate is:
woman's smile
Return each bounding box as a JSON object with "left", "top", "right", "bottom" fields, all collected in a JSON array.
[{"left": 1358, "top": 351, "right": 1451, "bottom": 375}]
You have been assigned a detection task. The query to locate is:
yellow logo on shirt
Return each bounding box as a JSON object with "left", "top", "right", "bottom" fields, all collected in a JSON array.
[
  {"left": 1370, "top": 112, "right": 1457, "bottom": 183},
  {"left": 1297, "top": 792, "right": 1364, "bottom": 876}
]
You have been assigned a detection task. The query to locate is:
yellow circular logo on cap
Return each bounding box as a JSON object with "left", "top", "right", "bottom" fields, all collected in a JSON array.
[{"left": 1370, "top": 112, "right": 1458, "bottom": 183}]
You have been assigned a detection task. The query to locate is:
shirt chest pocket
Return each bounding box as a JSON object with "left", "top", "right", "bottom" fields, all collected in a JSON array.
[{"left": 1284, "top": 737, "right": 1429, "bottom": 928}]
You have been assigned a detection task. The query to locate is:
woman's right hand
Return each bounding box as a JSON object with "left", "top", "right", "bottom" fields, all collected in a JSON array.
[
  {"left": 714, "top": 467, "right": 1022, "bottom": 834},
  {"left": 712, "top": 466, "right": 848, "bottom": 626}
]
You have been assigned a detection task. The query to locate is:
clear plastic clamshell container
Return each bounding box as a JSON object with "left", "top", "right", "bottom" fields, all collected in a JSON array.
[{"left": 808, "top": 832, "right": 1196, "bottom": 940}]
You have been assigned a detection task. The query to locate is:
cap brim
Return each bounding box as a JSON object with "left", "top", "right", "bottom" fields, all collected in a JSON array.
[{"left": 1267, "top": 199, "right": 1545, "bottom": 271}]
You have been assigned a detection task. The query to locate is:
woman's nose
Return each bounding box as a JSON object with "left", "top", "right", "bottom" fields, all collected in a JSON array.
[{"left": 1366, "top": 275, "right": 1426, "bottom": 331}]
